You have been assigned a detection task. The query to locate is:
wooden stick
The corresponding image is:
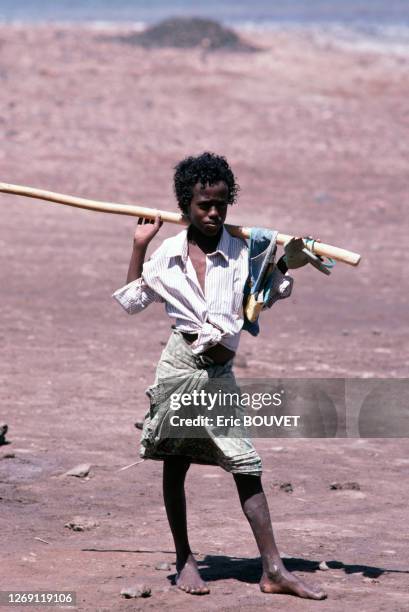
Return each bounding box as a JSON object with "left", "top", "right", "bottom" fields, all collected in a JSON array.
[
  {"left": 117, "top": 459, "right": 145, "bottom": 472},
  {"left": 0, "top": 182, "right": 361, "bottom": 266},
  {"left": 82, "top": 547, "right": 181, "bottom": 554},
  {"left": 34, "top": 536, "right": 50, "bottom": 544}
]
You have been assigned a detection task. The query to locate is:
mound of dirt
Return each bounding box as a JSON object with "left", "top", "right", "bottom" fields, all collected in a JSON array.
[{"left": 119, "top": 17, "right": 257, "bottom": 52}]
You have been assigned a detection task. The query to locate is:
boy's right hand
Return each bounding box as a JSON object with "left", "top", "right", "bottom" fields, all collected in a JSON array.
[{"left": 133, "top": 215, "right": 163, "bottom": 247}]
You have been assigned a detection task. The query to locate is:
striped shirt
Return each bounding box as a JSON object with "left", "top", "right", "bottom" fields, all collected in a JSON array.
[{"left": 112, "top": 226, "right": 292, "bottom": 355}]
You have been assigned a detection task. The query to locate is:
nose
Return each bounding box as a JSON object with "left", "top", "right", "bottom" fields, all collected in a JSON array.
[{"left": 208, "top": 205, "right": 221, "bottom": 220}]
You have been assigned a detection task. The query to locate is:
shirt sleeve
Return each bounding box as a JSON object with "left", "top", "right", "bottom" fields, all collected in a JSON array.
[
  {"left": 263, "top": 267, "right": 294, "bottom": 309},
  {"left": 112, "top": 276, "right": 164, "bottom": 314}
]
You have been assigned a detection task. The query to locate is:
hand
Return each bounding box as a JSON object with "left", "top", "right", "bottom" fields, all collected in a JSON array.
[
  {"left": 283, "top": 236, "right": 310, "bottom": 268},
  {"left": 133, "top": 215, "right": 163, "bottom": 248},
  {"left": 284, "top": 236, "right": 331, "bottom": 275}
]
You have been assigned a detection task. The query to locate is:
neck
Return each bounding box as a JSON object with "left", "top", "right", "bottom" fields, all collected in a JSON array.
[{"left": 188, "top": 225, "right": 222, "bottom": 253}]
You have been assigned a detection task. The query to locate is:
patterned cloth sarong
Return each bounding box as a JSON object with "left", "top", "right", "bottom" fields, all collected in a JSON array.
[{"left": 139, "top": 330, "right": 262, "bottom": 476}]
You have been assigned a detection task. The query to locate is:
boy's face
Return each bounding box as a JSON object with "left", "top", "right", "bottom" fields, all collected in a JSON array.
[{"left": 188, "top": 181, "right": 229, "bottom": 237}]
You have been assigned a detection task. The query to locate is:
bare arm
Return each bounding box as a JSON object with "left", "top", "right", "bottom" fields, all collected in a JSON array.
[
  {"left": 126, "top": 216, "right": 163, "bottom": 284},
  {"left": 126, "top": 242, "right": 148, "bottom": 284}
]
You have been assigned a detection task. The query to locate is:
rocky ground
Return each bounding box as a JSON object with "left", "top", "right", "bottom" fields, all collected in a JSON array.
[{"left": 1, "top": 24, "right": 409, "bottom": 611}]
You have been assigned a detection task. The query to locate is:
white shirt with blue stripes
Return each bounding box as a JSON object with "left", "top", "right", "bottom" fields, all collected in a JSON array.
[{"left": 112, "top": 226, "right": 292, "bottom": 355}]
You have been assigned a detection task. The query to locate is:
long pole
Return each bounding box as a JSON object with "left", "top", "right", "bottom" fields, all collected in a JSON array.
[{"left": 0, "top": 182, "right": 361, "bottom": 266}]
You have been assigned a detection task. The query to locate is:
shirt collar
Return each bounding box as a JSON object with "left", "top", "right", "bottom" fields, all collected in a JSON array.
[{"left": 166, "top": 226, "right": 230, "bottom": 264}]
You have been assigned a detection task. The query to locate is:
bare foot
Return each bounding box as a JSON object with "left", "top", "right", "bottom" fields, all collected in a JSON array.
[
  {"left": 260, "top": 565, "right": 327, "bottom": 600},
  {"left": 176, "top": 553, "right": 210, "bottom": 595}
]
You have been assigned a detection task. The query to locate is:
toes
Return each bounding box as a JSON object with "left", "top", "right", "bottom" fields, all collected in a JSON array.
[
  {"left": 191, "top": 586, "right": 210, "bottom": 595},
  {"left": 177, "top": 583, "right": 209, "bottom": 595},
  {"left": 198, "top": 586, "right": 209, "bottom": 594},
  {"left": 297, "top": 585, "right": 327, "bottom": 600}
]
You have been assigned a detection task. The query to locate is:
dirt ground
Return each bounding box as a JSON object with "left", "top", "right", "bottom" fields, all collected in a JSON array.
[{"left": 1, "top": 25, "right": 409, "bottom": 611}]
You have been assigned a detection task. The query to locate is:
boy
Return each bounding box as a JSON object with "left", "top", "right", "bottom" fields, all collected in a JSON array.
[{"left": 113, "top": 152, "right": 327, "bottom": 600}]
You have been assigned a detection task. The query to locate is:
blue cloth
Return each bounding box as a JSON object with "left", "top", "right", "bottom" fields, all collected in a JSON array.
[{"left": 242, "top": 228, "right": 278, "bottom": 336}]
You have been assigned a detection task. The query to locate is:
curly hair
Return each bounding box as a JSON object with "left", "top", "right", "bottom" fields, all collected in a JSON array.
[{"left": 174, "top": 152, "right": 239, "bottom": 214}]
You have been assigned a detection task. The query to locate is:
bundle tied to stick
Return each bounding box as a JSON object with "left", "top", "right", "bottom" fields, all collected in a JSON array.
[{"left": 0, "top": 182, "right": 361, "bottom": 266}]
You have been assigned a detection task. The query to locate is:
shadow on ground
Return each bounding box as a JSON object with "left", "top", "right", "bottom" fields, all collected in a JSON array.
[{"left": 167, "top": 554, "right": 409, "bottom": 584}]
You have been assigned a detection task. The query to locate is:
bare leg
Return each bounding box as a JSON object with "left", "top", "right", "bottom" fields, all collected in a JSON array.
[
  {"left": 234, "top": 474, "right": 327, "bottom": 600},
  {"left": 163, "top": 457, "right": 209, "bottom": 594}
]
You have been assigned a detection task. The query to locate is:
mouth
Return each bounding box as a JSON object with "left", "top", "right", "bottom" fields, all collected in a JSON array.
[{"left": 205, "top": 222, "right": 221, "bottom": 229}]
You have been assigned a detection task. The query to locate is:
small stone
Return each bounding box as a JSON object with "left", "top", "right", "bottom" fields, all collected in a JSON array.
[
  {"left": 0, "top": 423, "right": 8, "bottom": 445},
  {"left": 1, "top": 452, "right": 15, "bottom": 459},
  {"left": 314, "top": 192, "right": 332, "bottom": 205},
  {"left": 363, "top": 577, "right": 379, "bottom": 584},
  {"left": 272, "top": 481, "right": 293, "bottom": 493},
  {"left": 330, "top": 481, "right": 360, "bottom": 491},
  {"left": 372, "top": 329, "right": 381, "bottom": 336},
  {"left": 134, "top": 421, "right": 144, "bottom": 430},
  {"left": 281, "top": 482, "right": 293, "bottom": 493},
  {"left": 64, "top": 463, "right": 92, "bottom": 478},
  {"left": 155, "top": 561, "right": 171, "bottom": 571},
  {"left": 341, "top": 329, "right": 349, "bottom": 336},
  {"left": 120, "top": 584, "right": 151, "bottom": 598},
  {"left": 319, "top": 561, "right": 329, "bottom": 571},
  {"left": 64, "top": 516, "right": 99, "bottom": 531}
]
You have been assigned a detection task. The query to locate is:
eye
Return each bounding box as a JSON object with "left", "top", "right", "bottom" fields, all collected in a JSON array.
[{"left": 217, "top": 203, "right": 228, "bottom": 211}]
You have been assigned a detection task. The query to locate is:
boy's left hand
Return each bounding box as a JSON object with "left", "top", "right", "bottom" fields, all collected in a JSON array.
[
  {"left": 283, "top": 237, "right": 308, "bottom": 268},
  {"left": 284, "top": 236, "right": 331, "bottom": 275}
]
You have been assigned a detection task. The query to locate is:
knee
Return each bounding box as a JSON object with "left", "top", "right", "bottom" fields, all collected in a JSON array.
[
  {"left": 234, "top": 473, "right": 263, "bottom": 497},
  {"left": 163, "top": 457, "right": 190, "bottom": 480}
]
